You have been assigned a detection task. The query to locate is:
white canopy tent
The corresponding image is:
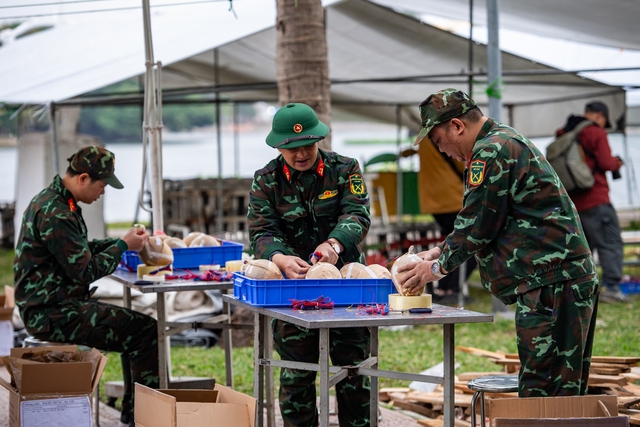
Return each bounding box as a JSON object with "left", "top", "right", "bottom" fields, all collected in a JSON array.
[
  {"left": 0, "top": 0, "right": 632, "bottom": 236},
  {"left": 0, "top": 0, "right": 627, "bottom": 138}
]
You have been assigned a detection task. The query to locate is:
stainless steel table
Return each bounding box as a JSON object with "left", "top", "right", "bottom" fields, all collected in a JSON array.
[
  {"left": 110, "top": 269, "right": 251, "bottom": 389},
  {"left": 223, "top": 295, "right": 493, "bottom": 427}
]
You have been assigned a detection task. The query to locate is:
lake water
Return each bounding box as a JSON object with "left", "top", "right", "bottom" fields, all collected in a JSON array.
[{"left": 2, "top": 123, "right": 640, "bottom": 223}]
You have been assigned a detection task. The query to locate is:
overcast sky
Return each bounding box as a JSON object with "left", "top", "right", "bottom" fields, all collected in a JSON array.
[{"left": 1, "top": 0, "right": 638, "bottom": 105}]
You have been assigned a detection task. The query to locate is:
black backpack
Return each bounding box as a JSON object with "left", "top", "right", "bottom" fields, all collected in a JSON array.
[{"left": 546, "top": 120, "right": 595, "bottom": 195}]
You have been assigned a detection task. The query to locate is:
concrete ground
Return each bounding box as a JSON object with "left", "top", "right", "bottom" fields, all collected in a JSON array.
[{"left": 0, "top": 365, "right": 423, "bottom": 427}]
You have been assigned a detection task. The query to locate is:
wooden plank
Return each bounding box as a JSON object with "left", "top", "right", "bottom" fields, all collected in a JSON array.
[
  {"left": 379, "top": 387, "right": 411, "bottom": 402},
  {"left": 418, "top": 419, "right": 472, "bottom": 427},
  {"left": 456, "top": 346, "right": 506, "bottom": 360},
  {"left": 588, "top": 373, "right": 629, "bottom": 387},
  {"left": 592, "top": 356, "right": 640, "bottom": 365},
  {"left": 391, "top": 398, "right": 435, "bottom": 417}
]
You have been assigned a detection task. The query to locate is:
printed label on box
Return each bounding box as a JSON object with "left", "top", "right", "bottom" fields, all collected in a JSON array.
[
  {"left": 0, "top": 320, "right": 12, "bottom": 357},
  {"left": 20, "top": 396, "right": 92, "bottom": 427}
]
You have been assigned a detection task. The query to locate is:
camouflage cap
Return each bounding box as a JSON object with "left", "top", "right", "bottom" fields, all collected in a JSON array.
[
  {"left": 266, "top": 103, "right": 330, "bottom": 149},
  {"left": 414, "top": 88, "right": 477, "bottom": 146},
  {"left": 67, "top": 146, "right": 123, "bottom": 189}
]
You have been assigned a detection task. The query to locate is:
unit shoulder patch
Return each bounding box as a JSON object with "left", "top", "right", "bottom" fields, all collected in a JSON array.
[
  {"left": 349, "top": 173, "right": 365, "bottom": 195},
  {"left": 468, "top": 160, "right": 486, "bottom": 186}
]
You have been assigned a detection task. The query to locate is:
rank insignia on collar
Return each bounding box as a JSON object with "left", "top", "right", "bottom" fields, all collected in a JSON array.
[
  {"left": 349, "top": 173, "right": 365, "bottom": 195},
  {"left": 468, "top": 160, "right": 486, "bottom": 186},
  {"left": 318, "top": 189, "right": 338, "bottom": 200},
  {"left": 283, "top": 164, "right": 291, "bottom": 182},
  {"left": 316, "top": 157, "right": 325, "bottom": 177},
  {"left": 67, "top": 198, "right": 77, "bottom": 212}
]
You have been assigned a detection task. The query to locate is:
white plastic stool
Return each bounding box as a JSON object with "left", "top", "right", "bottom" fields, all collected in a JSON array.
[
  {"left": 24, "top": 337, "right": 101, "bottom": 427},
  {"left": 468, "top": 374, "right": 519, "bottom": 427}
]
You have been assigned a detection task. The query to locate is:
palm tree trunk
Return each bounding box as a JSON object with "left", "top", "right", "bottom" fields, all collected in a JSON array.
[{"left": 276, "top": 0, "right": 332, "bottom": 151}]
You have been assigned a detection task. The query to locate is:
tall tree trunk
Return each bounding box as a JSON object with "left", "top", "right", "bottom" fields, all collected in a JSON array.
[{"left": 276, "top": 0, "right": 332, "bottom": 151}]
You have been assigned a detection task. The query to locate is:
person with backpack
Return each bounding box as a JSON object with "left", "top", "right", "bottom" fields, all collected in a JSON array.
[{"left": 554, "top": 101, "right": 626, "bottom": 303}]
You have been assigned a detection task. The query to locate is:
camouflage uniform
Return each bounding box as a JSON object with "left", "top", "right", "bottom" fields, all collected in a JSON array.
[
  {"left": 14, "top": 148, "right": 158, "bottom": 417},
  {"left": 417, "top": 89, "right": 598, "bottom": 397},
  {"left": 248, "top": 149, "right": 371, "bottom": 427}
]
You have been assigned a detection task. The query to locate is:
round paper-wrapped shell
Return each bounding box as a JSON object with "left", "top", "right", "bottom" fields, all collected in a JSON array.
[
  {"left": 390, "top": 246, "right": 424, "bottom": 296},
  {"left": 306, "top": 262, "right": 341, "bottom": 279},
  {"left": 165, "top": 237, "right": 187, "bottom": 249},
  {"left": 367, "top": 264, "right": 392, "bottom": 280},
  {"left": 183, "top": 231, "right": 203, "bottom": 246},
  {"left": 340, "top": 262, "right": 377, "bottom": 279},
  {"left": 189, "top": 234, "right": 221, "bottom": 247},
  {"left": 139, "top": 236, "right": 174, "bottom": 266},
  {"left": 243, "top": 259, "right": 284, "bottom": 280}
]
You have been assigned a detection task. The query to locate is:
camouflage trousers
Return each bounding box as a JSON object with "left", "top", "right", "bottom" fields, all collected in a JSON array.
[
  {"left": 272, "top": 319, "right": 371, "bottom": 427},
  {"left": 23, "top": 299, "right": 159, "bottom": 413},
  {"left": 515, "top": 274, "right": 598, "bottom": 397}
]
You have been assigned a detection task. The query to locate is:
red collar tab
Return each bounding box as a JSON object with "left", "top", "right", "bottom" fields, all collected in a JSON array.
[
  {"left": 67, "top": 198, "right": 77, "bottom": 212},
  {"left": 316, "top": 157, "right": 325, "bottom": 177},
  {"left": 283, "top": 164, "right": 292, "bottom": 182}
]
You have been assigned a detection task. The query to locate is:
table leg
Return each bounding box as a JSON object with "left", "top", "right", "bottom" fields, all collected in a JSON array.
[
  {"left": 254, "top": 313, "right": 263, "bottom": 427},
  {"left": 370, "top": 326, "right": 379, "bottom": 427},
  {"left": 319, "top": 328, "right": 330, "bottom": 427},
  {"left": 157, "top": 293, "right": 168, "bottom": 389},
  {"left": 223, "top": 293, "right": 234, "bottom": 387},
  {"left": 265, "top": 318, "right": 275, "bottom": 427},
  {"left": 443, "top": 324, "right": 455, "bottom": 427}
]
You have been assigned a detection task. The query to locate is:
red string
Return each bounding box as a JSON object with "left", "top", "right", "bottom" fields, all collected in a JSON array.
[
  {"left": 357, "top": 303, "right": 389, "bottom": 316},
  {"left": 164, "top": 269, "right": 233, "bottom": 282},
  {"left": 290, "top": 296, "right": 335, "bottom": 310}
]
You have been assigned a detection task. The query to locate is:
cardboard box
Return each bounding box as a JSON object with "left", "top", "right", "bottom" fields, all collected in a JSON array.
[
  {"left": 135, "top": 383, "right": 256, "bottom": 427},
  {"left": 0, "top": 346, "right": 107, "bottom": 427},
  {"left": 0, "top": 286, "right": 16, "bottom": 361},
  {"left": 489, "top": 395, "right": 629, "bottom": 427},
  {"left": 0, "top": 285, "right": 15, "bottom": 322}
]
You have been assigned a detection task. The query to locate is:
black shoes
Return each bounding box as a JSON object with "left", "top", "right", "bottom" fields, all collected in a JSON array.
[{"left": 120, "top": 411, "right": 134, "bottom": 427}]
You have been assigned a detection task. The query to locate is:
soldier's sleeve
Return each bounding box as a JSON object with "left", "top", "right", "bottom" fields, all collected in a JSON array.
[
  {"left": 439, "top": 144, "right": 511, "bottom": 272},
  {"left": 247, "top": 172, "right": 295, "bottom": 260},
  {"left": 40, "top": 210, "right": 123, "bottom": 286},
  {"left": 328, "top": 159, "right": 371, "bottom": 256},
  {"left": 88, "top": 237, "right": 120, "bottom": 254}
]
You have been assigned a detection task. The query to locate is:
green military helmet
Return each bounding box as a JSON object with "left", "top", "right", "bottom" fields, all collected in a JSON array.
[{"left": 266, "top": 103, "right": 330, "bottom": 149}]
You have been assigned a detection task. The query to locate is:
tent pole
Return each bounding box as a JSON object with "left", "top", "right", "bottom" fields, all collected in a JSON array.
[
  {"left": 395, "top": 104, "right": 403, "bottom": 224},
  {"left": 468, "top": 0, "right": 474, "bottom": 96},
  {"left": 141, "top": 0, "right": 163, "bottom": 232},
  {"left": 487, "top": 0, "right": 503, "bottom": 121},
  {"left": 234, "top": 102, "right": 240, "bottom": 177},
  {"left": 215, "top": 48, "right": 224, "bottom": 235},
  {"left": 48, "top": 102, "right": 60, "bottom": 176}
]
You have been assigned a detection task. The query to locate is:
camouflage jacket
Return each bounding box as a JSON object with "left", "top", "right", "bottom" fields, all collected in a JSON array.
[
  {"left": 247, "top": 149, "right": 370, "bottom": 268},
  {"left": 14, "top": 175, "right": 127, "bottom": 311},
  {"left": 438, "top": 118, "right": 596, "bottom": 304}
]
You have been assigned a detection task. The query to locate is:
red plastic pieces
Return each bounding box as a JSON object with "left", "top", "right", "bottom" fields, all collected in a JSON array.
[{"left": 290, "top": 296, "right": 335, "bottom": 310}]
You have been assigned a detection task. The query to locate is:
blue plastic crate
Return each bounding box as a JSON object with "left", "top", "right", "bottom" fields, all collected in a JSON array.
[
  {"left": 233, "top": 273, "right": 395, "bottom": 307},
  {"left": 120, "top": 250, "right": 141, "bottom": 271},
  {"left": 619, "top": 281, "right": 640, "bottom": 295},
  {"left": 172, "top": 241, "right": 244, "bottom": 269}
]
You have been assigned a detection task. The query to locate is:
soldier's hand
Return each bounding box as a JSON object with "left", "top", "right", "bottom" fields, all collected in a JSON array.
[
  {"left": 418, "top": 247, "right": 441, "bottom": 262},
  {"left": 120, "top": 227, "right": 149, "bottom": 251},
  {"left": 312, "top": 242, "right": 339, "bottom": 265},
  {"left": 397, "top": 260, "right": 432, "bottom": 296},
  {"left": 272, "top": 254, "right": 310, "bottom": 279}
]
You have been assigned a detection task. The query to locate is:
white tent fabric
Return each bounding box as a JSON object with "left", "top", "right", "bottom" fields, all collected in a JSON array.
[
  {"left": 374, "top": 0, "right": 640, "bottom": 51},
  {"left": 0, "top": 0, "right": 626, "bottom": 137}
]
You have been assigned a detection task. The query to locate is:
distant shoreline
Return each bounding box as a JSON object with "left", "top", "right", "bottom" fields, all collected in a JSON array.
[{"left": 0, "top": 136, "right": 16, "bottom": 147}]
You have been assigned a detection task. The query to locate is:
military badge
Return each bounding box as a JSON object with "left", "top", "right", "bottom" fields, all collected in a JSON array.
[
  {"left": 468, "top": 160, "right": 486, "bottom": 186},
  {"left": 293, "top": 124, "right": 303, "bottom": 133},
  {"left": 349, "top": 173, "right": 365, "bottom": 195},
  {"left": 316, "top": 157, "right": 325, "bottom": 177},
  {"left": 283, "top": 164, "right": 291, "bottom": 182},
  {"left": 318, "top": 190, "right": 338, "bottom": 200},
  {"left": 67, "top": 198, "right": 77, "bottom": 212}
]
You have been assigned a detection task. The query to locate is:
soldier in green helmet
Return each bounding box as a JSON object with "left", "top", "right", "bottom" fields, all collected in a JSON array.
[
  {"left": 398, "top": 89, "right": 599, "bottom": 398},
  {"left": 247, "top": 103, "right": 371, "bottom": 426},
  {"left": 14, "top": 146, "right": 159, "bottom": 427}
]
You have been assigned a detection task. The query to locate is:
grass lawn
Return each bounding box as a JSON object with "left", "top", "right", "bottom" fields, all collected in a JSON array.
[{"left": 2, "top": 247, "right": 639, "bottom": 407}]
